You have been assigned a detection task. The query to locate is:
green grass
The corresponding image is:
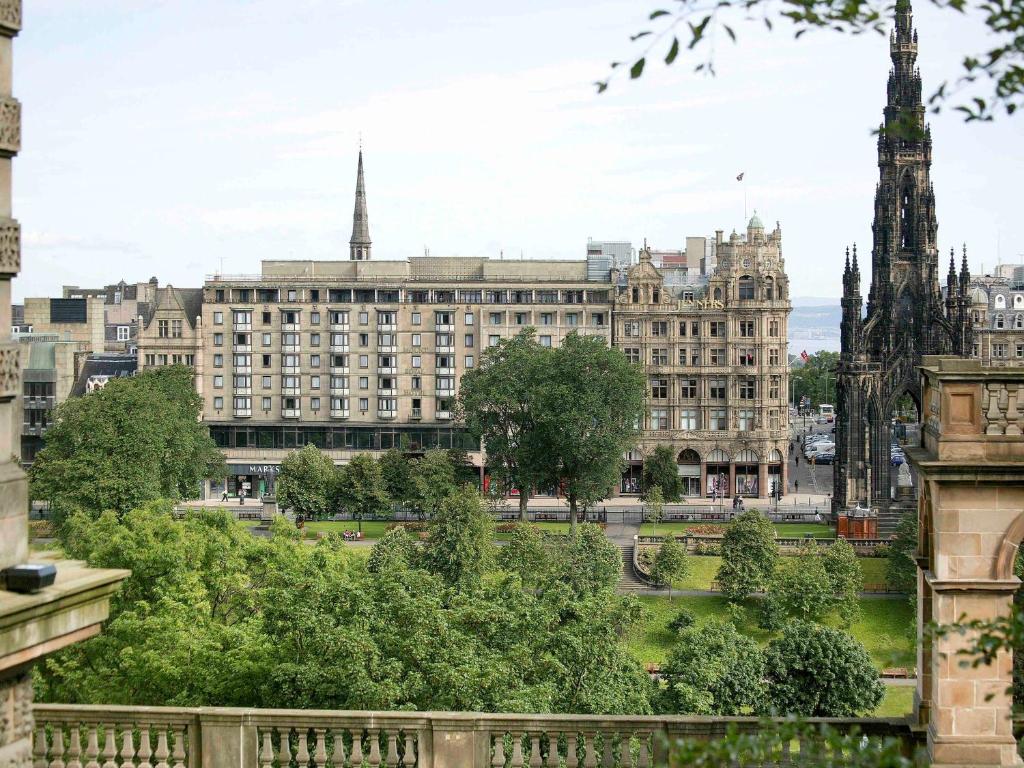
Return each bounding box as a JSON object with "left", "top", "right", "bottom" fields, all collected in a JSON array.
[
  {"left": 625, "top": 595, "right": 915, "bottom": 669},
  {"left": 666, "top": 555, "right": 892, "bottom": 592},
  {"left": 494, "top": 522, "right": 573, "bottom": 541},
  {"left": 640, "top": 522, "right": 836, "bottom": 539},
  {"left": 859, "top": 557, "right": 888, "bottom": 587},
  {"left": 872, "top": 685, "right": 914, "bottom": 717},
  {"left": 301, "top": 520, "right": 395, "bottom": 539}
]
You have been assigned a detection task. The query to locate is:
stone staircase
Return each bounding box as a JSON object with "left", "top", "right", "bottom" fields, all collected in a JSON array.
[{"left": 618, "top": 543, "right": 649, "bottom": 590}]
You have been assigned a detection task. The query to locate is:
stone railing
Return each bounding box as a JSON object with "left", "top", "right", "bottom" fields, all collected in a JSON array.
[
  {"left": 636, "top": 533, "right": 889, "bottom": 553},
  {"left": 32, "top": 705, "right": 922, "bottom": 767}
]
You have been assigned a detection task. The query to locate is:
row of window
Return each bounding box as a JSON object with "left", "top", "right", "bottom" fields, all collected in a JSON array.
[
  {"left": 649, "top": 375, "right": 783, "bottom": 400},
  {"left": 213, "top": 352, "right": 478, "bottom": 371},
  {"left": 212, "top": 374, "right": 460, "bottom": 393},
  {"left": 208, "top": 424, "right": 479, "bottom": 451},
  {"left": 213, "top": 330, "right": 481, "bottom": 350},
  {"left": 157, "top": 319, "right": 184, "bottom": 339},
  {"left": 212, "top": 287, "right": 612, "bottom": 306},
  {"left": 144, "top": 353, "right": 196, "bottom": 367},
  {"left": 626, "top": 347, "right": 782, "bottom": 367},
  {"left": 212, "top": 308, "right": 609, "bottom": 329},
  {"left": 622, "top": 318, "right": 781, "bottom": 338},
  {"left": 647, "top": 407, "right": 782, "bottom": 432},
  {"left": 984, "top": 342, "right": 1024, "bottom": 359},
  {"left": 212, "top": 395, "right": 453, "bottom": 415}
]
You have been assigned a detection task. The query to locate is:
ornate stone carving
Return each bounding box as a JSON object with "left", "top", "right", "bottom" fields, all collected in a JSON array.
[
  {"left": 982, "top": 382, "right": 1023, "bottom": 436},
  {"left": 0, "top": 341, "right": 20, "bottom": 402},
  {"left": 0, "top": 216, "right": 19, "bottom": 276},
  {"left": 0, "top": 1, "right": 20, "bottom": 36},
  {"left": 0, "top": 96, "right": 20, "bottom": 157}
]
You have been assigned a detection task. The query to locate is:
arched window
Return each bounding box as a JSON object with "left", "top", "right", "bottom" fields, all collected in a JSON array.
[
  {"left": 713, "top": 287, "right": 723, "bottom": 301},
  {"left": 735, "top": 449, "right": 759, "bottom": 463},
  {"left": 738, "top": 276, "right": 755, "bottom": 300},
  {"left": 766, "top": 449, "right": 784, "bottom": 463},
  {"left": 707, "top": 449, "right": 730, "bottom": 463},
  {"left": 1015, "top": 295, "right": 1024, "bottom": 309},
  {"left": 678, "top": 448, "right": 701, "bottom": 464},
  {"left": 900, "top": 181, "right": 914, "bottom": 250},
  {"left": 1015, "top": 314, "right": 1024, "bottom": 330},
  {"left": 995, "top": 294, "right": 1007, "bottom": 309},
  {"left": 996, "top": 314, "right": 1005, "bottom": 330}
]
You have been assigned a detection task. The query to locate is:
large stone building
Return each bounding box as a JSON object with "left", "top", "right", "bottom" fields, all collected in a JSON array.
[
  {"left": 951, "top": 269, "right": 1024, "bottom": 366},
  {"left": 834, "top": 0, "right": 972, "bottom": 532},
  {"left": 62, "top": 278, "right": 161, "bottom": 352},
  {"left": 131, "top": 152, "right": 791, "bottom": 501}
]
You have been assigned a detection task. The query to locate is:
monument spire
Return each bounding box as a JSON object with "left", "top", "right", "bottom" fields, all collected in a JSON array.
[{"left": 350, "top": 148, "right": 371, "bottom": 261}]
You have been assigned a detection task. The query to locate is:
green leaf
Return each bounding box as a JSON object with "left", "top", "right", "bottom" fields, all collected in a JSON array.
[
  {"left": 594, "top": 80, "right": 609, "bottom": 93},
  {"left": 723, "top": 24, "right": 737, "bottom": 41},
  {"left": 650, "top": 9, "right": 671, "bottom": 19},
  {"left": 630, "top": 58, "right": 646, "bottom": 79},
  {"left": 665, "top": 37, "right": 680, "bottom": 64}
]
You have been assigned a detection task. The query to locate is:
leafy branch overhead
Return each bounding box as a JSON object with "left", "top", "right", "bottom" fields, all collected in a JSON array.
[{"left": 597, "top": 0, "right": 1024, "bottom": 121}]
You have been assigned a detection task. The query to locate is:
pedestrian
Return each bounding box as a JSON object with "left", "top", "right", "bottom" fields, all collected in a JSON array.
[
  {"left": 221, "top": 488, "right": 228, "bottom": 502},
  {"left": 795, "top": 454, "right": 800, "bottom": 467},
  {"left": 794, "top": 480, "right": 799, "bottom": 495},
  {"left": 789, "top": 442, "right": 794, "bottom": 454}
]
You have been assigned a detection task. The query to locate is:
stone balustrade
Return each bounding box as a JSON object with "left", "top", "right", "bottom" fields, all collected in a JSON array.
[{"left": 32, "top": 705, "right": 922, "bottom": 768}]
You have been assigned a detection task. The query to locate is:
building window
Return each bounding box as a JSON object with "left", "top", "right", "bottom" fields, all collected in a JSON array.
[
  {"left": 768, "top": 320, "right": 780, "bottom": 337},
  {"left": 287, "top": 289, "right": 298, "bottom": 302},
  {"left": 651, "top": 377, "right": 668, "bottom": 399},
  {"left": 412, "top": 355, "right": 422, "bottom": 368},
  {"left": 993, "top": 343, "right": 1008, "bottom": 358},
  {"left": 213, "top": 375, "right": 224, "bottom": 388},
  {"left": 738, "top": 409, "right": 755, "bottom": 431},
  {"left": 738, "top": 276, "right": 755, "bottom": 300},
  {"left": 215, "top": 289, "right": 225, "bottom": 302},
  {"left": 489, "top": 335, "right": 500, "bottom": 347},
  {"left": 566, "top": 313, "right": 579, "bottom": 326},
  {"left": 214, "top": 396, "right": 224, "bottom": 409},
  {"left": 709, "top": 321, "right": 725, "bottom": 338},
  {"left": 465, "top": 312, "right": 474, "bottom": 325},
  {"left": 145, "top": 353, "right": 156, "bottom": 366},
  {"left": 359, "top": 377, "right": 369, "bottom": 390},
  {"left": 158, "top": 320, "right": 169, "bottom": 338},
  {"left": 710, "top": 348, "right": 726, "bottom": 365},
  {"left": 311, "top": 397, "right": 320, "bottom": 410},
  {"left": 117, "top": 326, "right": 130, "bottom": 341},
  {"left": 769, "top": 348, "right": 780, "bottom": 366},
  {"left": 311, "top": 375, "right": 321, "bottom": 389},
  {"left": 625, "top": 348, "right": 640, "bottom": 364},
  {"left": 359, "top": 311, "right": 369, "bottom": 325},
  {"left": 311, "top": 311, "right": 321, "bottom": 325},
  {"left": 591, "top": 312, "right": 607, "bottom": 327},
  {"left": 540, "top": 335, "right": 552, "bottom": 347},
  {"left": 709, "top": 378, "right": 726, "bottom": 399},
  {"left": 213, "top": 354, "right": 223, "bottom": 367},
  {"left": 678, "top": 321, "right": 687, "bottom": 337},
  {"left": 739, "top": 320, "right": 755, "bottom": 337},
  {"left": 489, "top": 312, "right": 502, "bottom": 325},
  {"left": 466, "top": 355, "right": 475, "bottom": 368},
  {"left": 311, "top": 333, "right": 321, "bottom": 346},
  {"left": 651, "top": 321, "right": 667, "bottom": 337},
  {"left": 515, "top": 312, "right": 529, "bottom": 326},
  {"left": 651, "top": 348, "right": 669, "bottom": 366},
  {"left": 738, "top": 348, "right": 756, "bottom": 366},
  {"left": 262, "top": 354, "right": 272, "bottom": 367},
  {"left": 262, "top": 375, "right": 272, "bottom": 388},
  {"left": 680, "top": 378, "right": 698, "bottom": 398},
  {"left": 262, "top": 397, "right": 272, "bottom": 410},
  {"left": 650, "top": 408, "right": 669, "bottom": 430},
  {"left": 214, "top": 333, "right": 224, "bottom": 346},
  {"left": 359, "top": 355, "right": 368, "bottom": 368},
  {"left": 311, "top": 354, "right": 321, "bottom": 367},
  {"left": 411, "top": 375, "right": 421, "bottom": 390},
  {"left": 157, "top": 354, "right": 168, "bottom": 365},
  {"left": 739, "top": 378, "right": 756, "bottom": 399},
  {"left": 464, "top": 333, "right": 474, "bottom": 347},
  {"left": 995, "top": 314, "right": 1005, "bottom": 329},
  {"left": 769, "top": 376, "right": 781, "bottom": 399},
  {"left": 680, "top": 409, "right": 698, "bottom": 430},
  {"left": 1017, "top": 343, "right": 1024, "bottom": 358},
  {"left": 709, "top": 408, "right": 727, "bottom": 430},
  {"left": 624, "top": 320, "right": 640, "bottom": 337},
  {"left": 213, "top": 311, "right": 223, "bottom": 325}
]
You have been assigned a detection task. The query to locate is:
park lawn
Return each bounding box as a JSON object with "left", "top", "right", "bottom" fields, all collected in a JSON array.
[
  {"left": 625, "top": 595, "right": 914, "bottom": 669},
  {"left": 494, "top": 522, "right": 573, "bottom": 541},
  {"left": 639, "top": 522, "right": 835, "bottom": 539},
  {"left": 301, "top": 520, "right": 395, "bottom": 540},
  {"left": 668, "top": 555, "right": 895, "bottom": 592},
  {"left": 872, "top": 685, "right": 914, "bottom": 717}
]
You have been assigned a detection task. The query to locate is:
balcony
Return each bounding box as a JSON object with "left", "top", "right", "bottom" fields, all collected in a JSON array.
[
  {"left": 330, "top": 385, "right": 350, "bottom": 395},
  {"left": 377, "top": 408, "right": 397, "bottom": 420},
  {"left": 331, "top": 343, "right": 350, "bottom": 353},
  {"left": 330, "top": 365, "right": 350, "bottom": 375},
  {"left": 378, "top": 365, "right": 397, "bottom": 375},
  {"left": 232, "top": 344, "right": 252, "bottom": 353},
  {"left": 30, "top": 705, "right": 922, "bottom": 767},
  {"left": 282, "top": 386, "right": 300, "bottom": 396},
  {"left": 233, "top": 322, "right": 252, "bottom": 332},
  {"left": 435, "top": 323, "right": 455, "bottom": 333},
  {"left": 233, "top": 408, "right": 252, "bottom": 418},
  {"left": 377, "top": 387, "right": 397, "bottom": 397},
  {"left": 282, "top": 343, "right": 300, "bottom": 353},
  {"left": 234, "top": 365, "right": 252, "bottom": 375},
  {"left": 436, "top": 388, "right": 455, "bottom": 397},
  {"left": 435, "top": 346, "right": 454, "bottom": 355},
  {"left": 233, "top": 387, "right": 252, "bottom": 396},
  {"left": 435, "top": 366, "right": 455, "bottom": 376},
  {"left": 436, "top": 410, "right": 452, "bottom": 420},
  {"left": 377, "top": 322, "right": 397, "bottom": 332},
  {"left": 378, "top": 344, "right": 398, "bottom": 354},
  {"left": 330, "top": 408, "right": 350, "bottom": 419},
  {"left": 282, "top": 322, "right": 301, "bottom": 332},
  {"left": 282, "top": 408, "right": 301, "bottom": 419},
  {"left": 282, "top": 365, "right": 300, "bottom": 375}
]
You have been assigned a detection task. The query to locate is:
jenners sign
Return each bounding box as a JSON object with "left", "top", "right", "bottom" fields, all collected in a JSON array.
[{"left": 679, "top": 298, "right": 725, "bottom": 310}]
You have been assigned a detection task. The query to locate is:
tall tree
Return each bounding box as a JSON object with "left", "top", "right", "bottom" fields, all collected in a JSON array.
[
  {"left": 534, "top": 333, "right": 646, "bottom": 529},
  {"left": 822, "top": 537, "right": 863, "bottom": 626},
  {"left": 886, "top": 510, "right": 919, "bottom": 595},
  {"left": 410, "top": 448, "right": 459, "bottom": 520},
  {"left": 642, "top": 445, "right": 682, "bottom": 501},
  {"left": 650, "top": 536, "right": 689, "bottom": 597},
  {"left": 716, "top": 510, "right": 779, "bottom": 602},
  {"left": 760, "top": 543, "right": 834, "bottom": 629},
  {"left": 458, "top": 330, "right": 548, "bottom": 520},
  {"left": 551, "top": 523, "right": 623, "bottom": 598},
  {"left": 333, "top": 453, "right": 391, "bottom": 524},
  {"left": 421, "top": 485, "right": 495, "bottom": 588},
  {"left": 378, "top": 449, "right": 416, "bottom": 512},
  {"left": 30, "top": 365, "right": 223, "bottom": 519},
  {"left": 276, "top": 445, "right": 336, "bottom": 520}
]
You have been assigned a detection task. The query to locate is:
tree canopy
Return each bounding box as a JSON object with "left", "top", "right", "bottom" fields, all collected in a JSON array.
[
  {"left": 716, "top": 510, "right": 779, "bottom": 601},
  {"left": 30, "top": 366, "right": 224, "bottom": 519},
  {"left": 642, "top": 445, "right": 682, "bottom": 501},
  {"left": 276, "top": 444, "right": 336, "bottom": 519},
  {"left": 333, "top": 453, "right": 391, "bottom": 521}
]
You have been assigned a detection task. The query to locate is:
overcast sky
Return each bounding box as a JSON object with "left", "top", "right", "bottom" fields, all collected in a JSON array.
[{"left": 11, "top": 0, "right": 1024, "bottom": 302}]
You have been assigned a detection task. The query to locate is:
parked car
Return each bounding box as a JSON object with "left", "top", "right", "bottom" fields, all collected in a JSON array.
[
  {"left": 891, "top": 453, "right": 905, "bottom": 466},
  {"left": 814, "top": 452, "right": 835, "bottom": 464}
]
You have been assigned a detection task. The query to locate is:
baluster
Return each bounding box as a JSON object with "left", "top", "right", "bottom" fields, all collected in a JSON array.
[
  {"left": 491, "top": 734, "right": 506, "bottom": 768},
  {"left": 153, "top": 730, "right": 169, "bottom": 768},
  {"left": 529, "top": 734, "right": 542, "bottom": 768},
  {"left": 120, "top": 726, "right": 137, "bottom": 768},
  {"left": 51, "top": 728, "right": 67, "bottom": 768},
  {"left": 84, "top": 726, "right": 101, "bottom": 768},
  {"left": 259, "top": 731, "right": 274, "bottom": 768},
  {"left": 296, "top": 731, "right": 311, "bottom": 768},
  {"left": 509, "top": 732, "right": 524, "bottom": 768},
  {"left": 367, "top": 729, "right": 382, "bottom": 767},
  {"left": 314, "top": 729, "right": 328, "bottom": 768},
  {"left": 544, "top": 733, "right": 560, "bottom": 768},
  {"left": 385, "top": 733, "right": 399, "bottom": 767},
  {"left": 601, "top": 731, "right": 615, "bottom": 768},
  {"left": 350, "top": 730, "right": 364, "bottom": 767},
  {"left": 67, "top": 726, "right": 83, "bottom": 768},
  {"left": 33, "top": 726, "right": 48, "bottom": 768},
  {"left": 330, "top": 730, "right": 347, "bottom": 768},
  {"left": 637, "top": 735, "right": 651, "bottom": 768},
  {"left": 138, "top": 728, "right": 153, "bottom": 768},
  {"left": 565, "top": 734, "right": 579, "bottom": 768},
  {"left": 402, "top": 733, "right": 416, "bottom": 768},
  {"left": 171, "top": 727, "right": 186, "bottom": 768},
  {"left": 280, "top": 729, "right": 293, "bottom": 767},
  {"left": 583, "top": 733, "right": 597, "bottom": 768},
  {"left": 101, "top": 725, "right": 117, "bottom": 768}
]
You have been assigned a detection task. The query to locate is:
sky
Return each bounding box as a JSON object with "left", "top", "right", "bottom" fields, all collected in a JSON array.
[{"left": 11, "top": 0, "right": 1024, "bottom": 302}]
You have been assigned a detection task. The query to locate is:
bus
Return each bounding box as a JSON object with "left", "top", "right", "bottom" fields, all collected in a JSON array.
[{"left": 819, "top": 404, "right": 835, "bottom": 423}]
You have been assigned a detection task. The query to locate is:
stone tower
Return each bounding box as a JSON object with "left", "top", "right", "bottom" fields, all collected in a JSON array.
[
  {"left": 833, "top": 0, "right": 972, "bottom": 532},
  {"left": 349, "top": 149, "right": 371, "bottom": 261}
]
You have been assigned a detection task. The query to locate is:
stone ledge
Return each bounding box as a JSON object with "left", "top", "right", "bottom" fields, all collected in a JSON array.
[
  {"left": 923, "top": 570, "right": 1020, "bottom": 594},
  {"left": 0, "top": 558, "right": 128, "bottom": 675}
]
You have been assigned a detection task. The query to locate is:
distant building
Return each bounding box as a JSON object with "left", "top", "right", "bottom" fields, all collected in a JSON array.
[
  {"left": 62, "top": 277, "right": 161, "bottom": 352},
  {"left": 949, "top": 271, "right": 1024, "bottom": 366},
  {"left": 71, "top": 353, "right": 138, "bottom": 397},
  {"left": 20, "top": 296, "right": 106, "bottom": 352},
  {"left": 585, "top": 239, "right": 634, "bottom": 280}
]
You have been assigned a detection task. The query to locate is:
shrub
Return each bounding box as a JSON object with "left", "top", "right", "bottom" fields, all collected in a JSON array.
[{"left": 667, "top": 608, "right": 696, "bottom": 633}]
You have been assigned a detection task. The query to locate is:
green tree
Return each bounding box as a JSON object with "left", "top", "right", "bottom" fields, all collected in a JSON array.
[
  {"left": 334, "top": 453, "right": 391, "bottom": 526},
  {"left": 646, "top": 485, "right": 665, "bottom": 536},
  {"left": 276, "top": 444, "right": 336, "bottom": 519},
  {"left": 604, "top": 0, "right": 1022, "bottom": 123},
  {"left": 886, "top": 510, "right": 919, "bottom": 594},
  {"left": 642, "top": 445, "right": 682, "bottom": 501},
  {"left": 651, "top": 536, "right": 689, "bottom": 597},
  {"left": 458, "top": 330, "right": 548, "bottom": 520},
  {"left": 789, "top": 351, "right": 840, "bottom": 411},
  {"left": 498, "top": 523, "right": 550, "bottom": 589},
  {"left": 367, "top": 526, "right": 419, "bottom": 574},
  {"left": 30, "top": 366, "right": 223, "bottom": 519},
  {"left": 659, "top": 620, "right": 766, "bottom": 715},
  {"left": 421, "top": 485, "right": 495, "bottom": 588},
  {"left": 378, "top": 449, "right": 415, "bottom": 511},
  {"left": 764, "top": 621, "right": 884, "bottom": 716},
  {"left": 823, "top": 537, "right": 863, "bottom": 626},
  {"left": 410, "top": 448, "right": 459, "bottom": 520},
  {"left": 551, "top": 522, "right": 623, "bottom": 597},
  {"left": 761, "top": 543, "right": 833, "bottom": 629},
  {"left": 534, "top": 333, "right": 646, "bottom": 529},
  {"left": 716, "top": 510, "right": 779, "bottom": 601}
]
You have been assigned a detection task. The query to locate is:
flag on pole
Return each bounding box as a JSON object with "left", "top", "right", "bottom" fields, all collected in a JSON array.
[
  {"left": 736, "top": 172, "right": 745, "bottom": 181},
  {"left": 800, "top": 350, "right": 810, "bottom": 363}
]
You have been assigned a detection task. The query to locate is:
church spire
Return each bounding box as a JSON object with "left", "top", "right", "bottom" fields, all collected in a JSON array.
[{"left": 350, "top": 149, "right": 371, "bottom": 261}]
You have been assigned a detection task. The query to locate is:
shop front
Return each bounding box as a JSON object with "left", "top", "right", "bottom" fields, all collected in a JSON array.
[
  {"left": 621, "top": 449, "right": 643, "bottom": 495},
  {"left": 734, "top": 449, "right": 760, "bottom": 497},
  {"left": 676, "top": 449, "right": 701, "bottom": 497},
  {"left": 766, "top": 449, "right": 785, "bottom": 498},
  {"left": 705, "top": 449, "right": 730, "bottom": 499},
  {"left": 210, "top": 463, "right": 282, "bottom": 500}
]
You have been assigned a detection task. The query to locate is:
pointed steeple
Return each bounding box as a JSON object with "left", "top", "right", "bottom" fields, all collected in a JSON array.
[
  {"left": 350, "top": 149, "right": 371, "bottom": 261},
  {"left": 959, "top": 243, "right": 970, "bottom": 290}
]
